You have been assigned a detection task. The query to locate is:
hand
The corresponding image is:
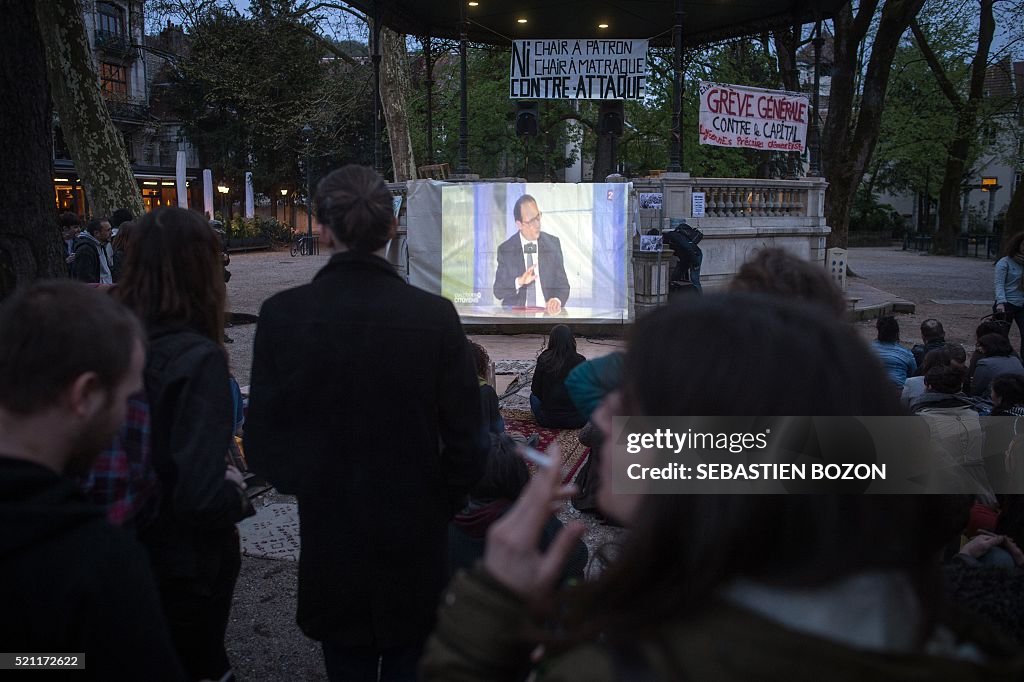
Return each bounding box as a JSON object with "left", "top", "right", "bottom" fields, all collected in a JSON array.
[
  {"left": 545, "top": 298, "right": 562, "bottom": 315},
  {"left": 482, "top": 443, "right": 584, "bottom": 598},
  {"left": 996, "top": 303, "right": 1006, "bottom": 313},
  {"left": 959, "top": 533, "right": 1004, "bottom": 559},
  {"left": 1004, "top": 536, "right": 1024, "bottom": 567},
  {"left": 225, "top": 464, "right": 246, "bottom": 489},
  {"left": 517, "top": 265, "right": 537, "bottom": 288},
  {"left": 66, "top": 253, "right": 76, "bottom": 264}
]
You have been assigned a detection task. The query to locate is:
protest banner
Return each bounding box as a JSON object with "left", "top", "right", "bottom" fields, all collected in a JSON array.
[
  {"left": 697, "top": 81, "right": 809, "bottom": 152},
  {"left": 510, "top": 39, "right": 648, "bottom": 100}
]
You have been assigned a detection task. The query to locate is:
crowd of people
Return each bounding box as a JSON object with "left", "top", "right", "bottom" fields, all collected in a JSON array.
[{"left": 5, "top": 165, "right": 1024, "bottom": 680}]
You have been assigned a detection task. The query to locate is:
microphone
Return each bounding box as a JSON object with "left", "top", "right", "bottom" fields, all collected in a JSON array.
[{"left": 524, "top": 243, "right": 537, "bottom": 254}]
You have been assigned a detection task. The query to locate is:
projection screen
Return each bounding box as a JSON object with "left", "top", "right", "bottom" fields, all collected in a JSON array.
[{"left": 406, "top": 181, "right": 632, "bottom": 324}]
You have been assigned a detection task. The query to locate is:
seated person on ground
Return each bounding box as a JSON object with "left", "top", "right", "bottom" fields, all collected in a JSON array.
[
  {"left": 470, "top": 341, "right": 504, "bottom": 435},
  {"left": 530, "top": 325, "right": 588, "bottom": 429},
  {"left": 871, "top": 315, "right": 917, "bottom": 388},
  {"left": 971, "top": 333, "right": 1024, "bottom": 398},
  {"left": 448, "top": 435, "right": 587, "bottom": 583}
]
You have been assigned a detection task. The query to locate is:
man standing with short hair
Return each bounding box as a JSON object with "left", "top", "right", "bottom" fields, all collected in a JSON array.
[
  {"left": 0, "top": 281, "right": 185, "bottom": 680},
  {"left": 71, "top": 218, "right": 114, "bottom": 284},
  {"left": 493, "top": 194, "right": 570, "bottom": 313}
]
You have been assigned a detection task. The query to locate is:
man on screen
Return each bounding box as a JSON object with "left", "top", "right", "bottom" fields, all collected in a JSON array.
[{"left": 493, "top": 194, "right": 570, "bottom": 313}]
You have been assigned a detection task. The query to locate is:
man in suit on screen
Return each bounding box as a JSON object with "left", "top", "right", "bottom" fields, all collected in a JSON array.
[{"left": 493, "top": 194, "right": 571, "bottom": 313}]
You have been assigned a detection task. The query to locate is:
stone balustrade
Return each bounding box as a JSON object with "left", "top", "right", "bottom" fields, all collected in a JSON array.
[{"left": 631, "top": 173, "right": 831, "bottom": 291}]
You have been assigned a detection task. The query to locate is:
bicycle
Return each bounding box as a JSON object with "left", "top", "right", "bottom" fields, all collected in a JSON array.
[{"left": 290, "top": 235, "right": 318, "bottom": 257}]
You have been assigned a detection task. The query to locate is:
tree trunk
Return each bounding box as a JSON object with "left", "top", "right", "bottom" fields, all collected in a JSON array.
[
  {"left": 926, "top": 0, "right": 996, "bottom": 254},
  {"left": 0, "top": 0, "right": 65, "bottom": 300},
  {"left": 35, "top": 0, "right": 143, "bottom": 217},
  {"left": 822, "top": 0, "right": 925, "bottom": 248},
  {"left": 774, "top": 25, "right": 806, "bottom": 178},
  {"left": 773, "top": 24, "right": 802, "bottom": 92},
  {"left": 380, "top": 26, "right": 416, "bottom": 182},
  {"left": 593, "top": 133, "right": 614, "bottom": 182}
]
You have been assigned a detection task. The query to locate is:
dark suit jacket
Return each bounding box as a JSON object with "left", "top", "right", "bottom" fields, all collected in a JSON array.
[
  {"left": 245, "top": 251, "right": 487, "bottom": 648},
  {"left": 493, "top": 231, "right": 570, "bottom": 307}
]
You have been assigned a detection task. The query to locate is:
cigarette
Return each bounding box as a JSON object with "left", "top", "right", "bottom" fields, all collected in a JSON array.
[{"left": 518, "top": 444, "right": 554, "bottom": 469}]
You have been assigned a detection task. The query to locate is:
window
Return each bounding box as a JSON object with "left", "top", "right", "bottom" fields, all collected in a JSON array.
[
  {"left": 122, "top": 132, "right": 135, "bottom": 163},
  {"left": 96, "top": 2, "right": 124, "bottom": 36},
  {"left": 100, "top": 62, "right": 128, "bottom": 98}
]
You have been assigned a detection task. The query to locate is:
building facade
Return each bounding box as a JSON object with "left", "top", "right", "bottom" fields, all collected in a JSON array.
[{"left": 53, "top": 0, "right": 202, "bottom": 216}]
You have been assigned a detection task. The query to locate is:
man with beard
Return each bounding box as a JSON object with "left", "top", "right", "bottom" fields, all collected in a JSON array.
[{"left": 0, "top": 281, "right": 185, "bottom": 680}]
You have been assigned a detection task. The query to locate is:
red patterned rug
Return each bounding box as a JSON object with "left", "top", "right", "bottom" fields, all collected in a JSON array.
[{"left": 501, "top": 408, "right": 590, "bottom": 484}]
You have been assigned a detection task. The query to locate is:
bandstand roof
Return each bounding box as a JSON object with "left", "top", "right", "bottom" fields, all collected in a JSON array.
[{"left": 345, "top": 0, "right": 849, "bottom": 47}]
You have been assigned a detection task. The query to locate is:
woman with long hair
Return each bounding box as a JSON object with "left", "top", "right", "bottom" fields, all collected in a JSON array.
[
  {"left": 971, "top": 333, "right": 1024, "bottom": 398},
  {"left": 530, "top": 325, "right": 587, "bottom": 429},
  {"left": 109, "top": 219, "right": 135, "bottom": 283},
  {"left": 422, "top": 294, "right": 1023, "bottom": 680},
  {"left": 118, "top": 207, "right": 250, "bottom": 681}
]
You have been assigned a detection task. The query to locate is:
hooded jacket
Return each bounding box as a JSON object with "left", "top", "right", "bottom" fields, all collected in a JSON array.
[
  {"left": 71, "top": 232, "right": 112, "bottom": 284},
  {"left": 0, "top": 456, "right": 185, "bottom": 680}
]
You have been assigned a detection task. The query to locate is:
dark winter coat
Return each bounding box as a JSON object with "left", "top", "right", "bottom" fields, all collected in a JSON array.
[
  {"left": 531, "top": 352, "right": 587, "bottom": 425},
  {"left": 245, "top": 250, "right": 488, "bottom": 648},
  {"left": 0, "top": 457, "right": 186, "bottom": 680},
  {"left": 138, "top": 325, "right": 248, "bottom": 587}
]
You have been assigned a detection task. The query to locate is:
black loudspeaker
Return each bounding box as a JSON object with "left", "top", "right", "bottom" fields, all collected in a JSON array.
[
  {"left": 598, "top": 100, "right": 625, "bottom": 136},
  {"left": 515, "top": 101, "right": 539, "bottom": 137}
]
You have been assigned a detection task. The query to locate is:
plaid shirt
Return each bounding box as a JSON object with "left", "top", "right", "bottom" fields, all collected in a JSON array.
[{"left": 80, "top": 393, "right": 160, "bottom": 528}]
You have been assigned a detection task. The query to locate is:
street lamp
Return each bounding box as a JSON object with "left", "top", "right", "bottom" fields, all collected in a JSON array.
[
  {"left": 217, "top": 184, "right": 229, "bottom": 221},
  {"left": 302, "top": 124, "right": 313, "bottom": 251}
]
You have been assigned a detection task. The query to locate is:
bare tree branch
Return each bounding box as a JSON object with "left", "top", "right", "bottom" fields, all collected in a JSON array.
[
  {"left": 293, "top": 21, "right": 357, "bottom": 65},
  {"left": 909, "top": 20, "right": 964, "bottom": 109}
]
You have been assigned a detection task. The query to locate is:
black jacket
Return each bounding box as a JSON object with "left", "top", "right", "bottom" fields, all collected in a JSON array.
[
  {"left": 493, "top": 231, "right": 571, "bottom": 307},
  {"left": 245, "top": 251, "right": 487, "bottom": 647},
  {"left": 139, "top": 325, "right": 247, "bottom": 585},
  {"left": 911, "top": 338, "right": 946, "bottom": 372},
  {"left": 532, "top": 352, "right": 588, "bottom": 423},
  {"left": 70, "top": 234, "right": 103, "bottom": 284},
  {"left": 0, "top": 457, "right": 185, "bottom": 680}
]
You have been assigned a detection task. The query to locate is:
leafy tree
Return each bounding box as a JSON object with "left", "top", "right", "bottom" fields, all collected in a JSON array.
[
  {"left": 170, "top": 1, "right": 374, "bottom": 206},
  {"left": 408, "top": 46, "right": 576, "bottom": 180},
  {"left": 870, "top": 43, "right": 962, "bottom": 229},
  {"left": 911, "top": 0, "right": 1001, "bottom": 253},
  {"left": 822, "top": 0, "right": 927, "bottom": 249}
]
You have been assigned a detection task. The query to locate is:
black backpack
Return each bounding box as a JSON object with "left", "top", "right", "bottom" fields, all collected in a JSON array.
[{"left": 678, "top": 224, "right": 703, "bottom": 244}]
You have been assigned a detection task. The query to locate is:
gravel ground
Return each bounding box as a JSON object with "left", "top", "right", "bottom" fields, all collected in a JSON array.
[
  {"left": 848, "top": 246, "right": 999, "bottom": 349},
  {"left": 222, "top": 245, "right": 998, "bottom": 680}
]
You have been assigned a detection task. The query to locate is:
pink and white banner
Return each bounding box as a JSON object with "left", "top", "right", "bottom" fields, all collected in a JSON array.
[{"left": 698, "top": 81, "right": 809, "bottom": 152}]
